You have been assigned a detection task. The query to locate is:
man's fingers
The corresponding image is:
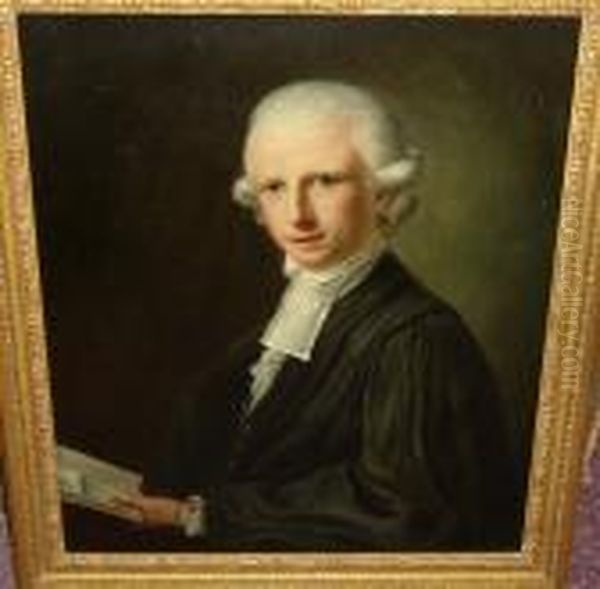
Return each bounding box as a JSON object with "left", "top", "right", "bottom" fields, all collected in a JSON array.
[
  {"left": 110, "top": 495, "right": 183, "bottom": 527},
  {"left": 107, "top": 495, "right": 146, "bottom": 523}
]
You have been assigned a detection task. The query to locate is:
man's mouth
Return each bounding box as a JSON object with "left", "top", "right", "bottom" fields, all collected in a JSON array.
[{"left": 288, "top": 233, "right": 325, "bottom": 245}]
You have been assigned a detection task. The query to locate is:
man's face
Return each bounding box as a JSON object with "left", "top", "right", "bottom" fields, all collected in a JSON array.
[{"left": 245, "top": 116, "right": 379, "bottom": 271}]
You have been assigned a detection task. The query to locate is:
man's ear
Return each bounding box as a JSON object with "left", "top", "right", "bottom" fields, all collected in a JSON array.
[{"left": 375, "top": 191, "right": 417, "bottom": 230}]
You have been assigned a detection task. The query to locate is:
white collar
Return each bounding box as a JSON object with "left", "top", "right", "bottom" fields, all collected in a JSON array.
[{"left": 260, "top": 237, "right": 386, "bottom": 361}]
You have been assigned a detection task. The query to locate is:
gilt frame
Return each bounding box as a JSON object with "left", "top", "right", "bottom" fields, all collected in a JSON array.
[{"left": 1, "top": 1, "right": 600, "bottom": 587}]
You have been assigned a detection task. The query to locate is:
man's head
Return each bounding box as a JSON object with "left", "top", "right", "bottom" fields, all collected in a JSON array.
[{"left": 234, "top": 80, "right": 419, "bottom": 270}]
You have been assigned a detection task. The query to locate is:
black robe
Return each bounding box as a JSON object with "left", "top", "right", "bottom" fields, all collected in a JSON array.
[{"left": 145, "top": 253, "right": 523, "bottom": 551}]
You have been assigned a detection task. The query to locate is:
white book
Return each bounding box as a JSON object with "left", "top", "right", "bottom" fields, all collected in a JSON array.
[{"left": 57, "top": 445, "right": 142, "bottom": 522}]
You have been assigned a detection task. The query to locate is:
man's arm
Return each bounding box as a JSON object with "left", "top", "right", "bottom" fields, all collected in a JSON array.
[{"left": 130, "top": 310, "right": 522, "bottom": 550}]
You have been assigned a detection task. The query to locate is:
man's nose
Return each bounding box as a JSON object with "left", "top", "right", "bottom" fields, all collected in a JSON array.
[{"left": 286, "top": 184, "right": 315, "bottom": 226}]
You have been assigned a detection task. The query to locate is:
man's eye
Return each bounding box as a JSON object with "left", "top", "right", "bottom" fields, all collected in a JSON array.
[
  {"left": 259, "top": 181, "right": 285, "bottom": 197},
  {"left": 313, "top": 173, "right": 347, "bottom": 188}
]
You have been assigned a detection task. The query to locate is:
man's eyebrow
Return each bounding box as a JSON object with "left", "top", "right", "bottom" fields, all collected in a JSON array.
[
  {"left": 250, "top": 166, "right": 359, "bottom": 188},
  {"left": 307, "top": 169, "right": 358, "bottom": 181},
  {"left": 253, "top": 176, "right": 285, "bottom": 190},
  {"left": 315, "top": 169, "right": 353, "bottom": 176}
]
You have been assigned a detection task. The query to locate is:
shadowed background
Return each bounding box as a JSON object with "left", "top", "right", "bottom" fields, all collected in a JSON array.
[{"left": 17, "top": 15, "right": 578, "bottom": 550}]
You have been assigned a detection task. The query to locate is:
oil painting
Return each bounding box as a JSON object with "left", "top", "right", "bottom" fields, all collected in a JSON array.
[{"left": 1, "top": 3, "right": 599, "bottom": 588}]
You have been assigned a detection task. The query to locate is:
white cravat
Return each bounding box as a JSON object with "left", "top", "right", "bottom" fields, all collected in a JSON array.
[{"left": 247, "top": 237, "right": 386, "bottom": 411}]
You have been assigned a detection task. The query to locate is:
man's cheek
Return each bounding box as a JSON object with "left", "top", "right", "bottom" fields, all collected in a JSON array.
[{"left": 261, "top": 219, "right": 281, "bottom": 245}]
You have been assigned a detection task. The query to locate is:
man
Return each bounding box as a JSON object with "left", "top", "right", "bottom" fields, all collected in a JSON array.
[{"left": 124, "top": 80, "right": 522, "bottom": 551}]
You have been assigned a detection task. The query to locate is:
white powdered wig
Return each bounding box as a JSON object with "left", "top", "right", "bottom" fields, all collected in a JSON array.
[{"left": 232, "top": 79, "right": 421, "bottom": 229}]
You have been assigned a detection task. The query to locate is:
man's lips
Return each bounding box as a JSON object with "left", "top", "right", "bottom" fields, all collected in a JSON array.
[
  {"left": 286, "top": 233, "right": 325, "bottom": 243},
  {"left": 286, "top": 232, "right": 326, "bottom": 245}
]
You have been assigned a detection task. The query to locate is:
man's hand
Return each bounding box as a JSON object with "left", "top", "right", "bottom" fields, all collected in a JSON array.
[{"left": 112, "top": 494, "right": 185, "bottom": 528}]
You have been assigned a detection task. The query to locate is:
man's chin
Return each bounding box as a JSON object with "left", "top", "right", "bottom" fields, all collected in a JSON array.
[{"left": 286, "top": 249, "right": 341, "bottom": 271}]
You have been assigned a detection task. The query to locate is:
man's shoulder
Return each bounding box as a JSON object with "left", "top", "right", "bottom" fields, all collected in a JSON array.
[
  {"left": 361, "top": 252, "right": 459, "bottom": 326},
  {"left": 345, "top": 253, "right": 480, "bottom": 358}
]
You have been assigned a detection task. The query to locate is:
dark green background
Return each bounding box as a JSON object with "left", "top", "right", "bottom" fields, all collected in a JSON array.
[{"left": 19, "top": 15, "right": 578, "bottom": 550}]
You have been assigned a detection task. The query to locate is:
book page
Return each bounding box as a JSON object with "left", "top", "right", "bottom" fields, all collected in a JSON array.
[{"left": 57, "top": 446, "right": 143, "bottom": 522}]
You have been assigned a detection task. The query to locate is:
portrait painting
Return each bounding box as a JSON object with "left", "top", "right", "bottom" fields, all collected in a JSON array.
[{"left": 1, "top": 1, "right": 599, "bottom": 588}]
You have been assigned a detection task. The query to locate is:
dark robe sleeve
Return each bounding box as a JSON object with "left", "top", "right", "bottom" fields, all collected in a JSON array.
[
  {"left": 143, "top": 331, "right": 260, "bottom": 497},
  {"left": 201, "top": 311, "right": 522, "bottom": 551}
]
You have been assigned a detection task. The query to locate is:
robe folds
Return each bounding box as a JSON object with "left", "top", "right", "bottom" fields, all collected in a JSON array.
[{"left": 145, "top": 253, "right": 524, "bottom": 551}]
